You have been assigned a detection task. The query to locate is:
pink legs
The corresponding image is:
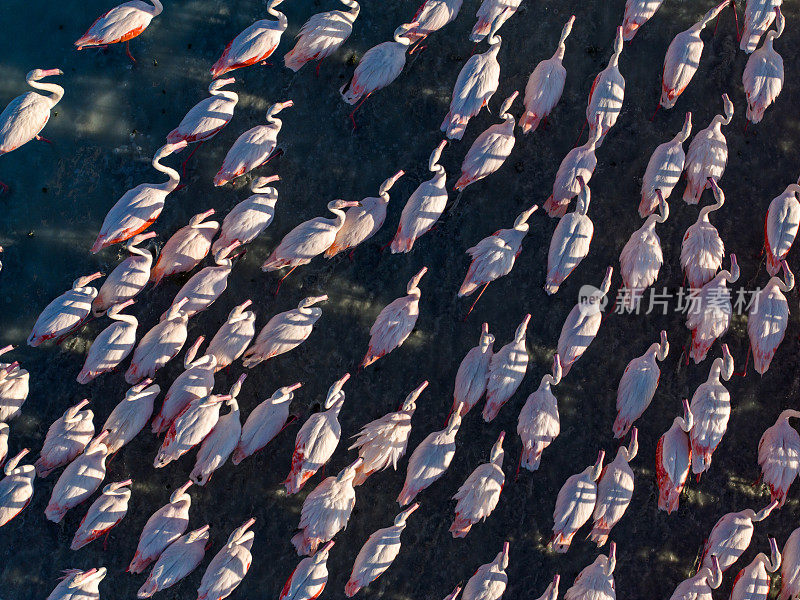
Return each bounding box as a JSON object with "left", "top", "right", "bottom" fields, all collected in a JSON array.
[
  {"left": 273, "top": 266, "right": 297, "bottom": 296},
  {"left": 650, "top": 102, "right": 662, "bottom": 122},
  {"left": 125, "top": 40, "right": 136, "bottom": 64},
  {"left": 180, "top": 141, "right": 205, "bottom": 178},
  {"left": 463, "top": 283, "right": 489, "bottom": 321},
  {"left": 348, "top": 94, "right": 371, "bottom": 131}
]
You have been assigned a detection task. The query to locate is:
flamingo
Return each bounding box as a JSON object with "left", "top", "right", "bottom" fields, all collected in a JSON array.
[
  {"left": 518, "top": 354, "right": 562, "bottom": 472},
  {"left": 197, "top": 518, "right": 255, "bottom": 600},
  {"left": 0, "top": 353, "right": 29, "bottom": 423},
  {"left": 397, "top": 406, "right": 462, "bottom": 505},
  {"left": 681, "top": 179, "right": 725, "bottom": 289},
  {"left": 619, "top": 192, "right": 668, "bottom": 309},
  {"left": 686, "top": 254, "right": 739, "bottom": 363},
  {"left": 213, "top": 100, "right": 293, "bottom": 187},
  {"left": 483, "top": 313, "right": 530, "bottom": 422},
  {"left": 291, "top": 459, "right": 361, "bottom": 556},
  {"left": 557, "top": 266, "right": 613, "bottom": 376},
  {"left": 279, "top": 540, "right": 335, "bottom": 600},
  {"left": 138, "top": 525, "right": 210, "bottom": 598},
  {"left": 75, "top": 0, "right": 162, "bottom": 61},
  {"left": 405, "top": 0, "right": 462, "bottom": 46},
  {"left": 730, "top": 538, "right": 781, "bottom": 600},
  {"left": 345, "top": 504, "right": 419, "bottom": 596},
  {"left": 361, "top": 267, "right": 427, "bottom": 368},
  {"left": 545, "top": 177, "right": 595, "bottom": 294},
  {"left": 470, "top": 0, "right": 521, "bottom": 42},
  {"left": 242, "top": 295, "right": 327, "bottom": 367},
  {"left": 232, "top": 382, "right": 302, "bottom": 465},
  {"left": 443, "top": 586, "right": 463, "bottom": 600},
  {"left": 102, "top": 380, "right": 160, "bottom": 454},
  {"left": 284, "top": 374, "right": 349, "bottom": 494},
  {"left": 639, "top": 112, "right": 692, "bottom": 217},
  {"left": 390, "top": 141, "right": 448, "bottom": 253},
  {"left": 206, "top": 300, "right": 256, "bottom": 372},
  {"left": 92, "top": 234, "right": 155, "bottom": 316},
  {"left": 325, "top": 170, "right": 405, "bottom": 258},
  {"left": 441, "top": 24, "right": 501, "bottom": 140},
  {"left": 0, "top": 423, "right": 7, "bottom": 468},
  {"left": 150, "top": 209, "right": 219, "bottom": 284},
  {"left": 210, "top": 0, "right": 288, "bottom": 78},
  {"left": 0, "top": 449, "right": 35, "bottom": 527},
  {"left": 689, "top": 344, "right": 734, "bottom": 477},
  {"left": 349, "top": 381, "right": 427, "bottom": 485},
  {"left": 550, "top": 450, "right": 605, "bottom": 553},
  {"left": 590, "top": 429, "right": 638, "bottom": 546},
  {"left": 621, "top": 0, "right": 665, "bottom": 41},
  {"left": 683, "top": 95, "right": 734, "bottom": 204},
  {"left": 261, "top": 199, "right": 360, "bottom": 288},
  {"left": 748, "top": 261, "right": 793, "bottom": 374},
  {"left": 659, "top": 1, "right": 728, "bottom": 111},
  {"left": 284, "top": 0, "right": 360, "bottom": 72},
  {"left": 453, "top": 324, "right": 494, "bottom": 416},
  {"left": 70, "top": 479, "right": 132, "bottom": 550},
  {"left": 34, "top": 399, "right": 94, "bottom": 478},
  {"left": 613, "top": 330, "right": 668, "bottom": 438},
  {"left": 544, "top": 117, "right": 602, "bottom": 218},
  {"left": 586, "top": 27, "right": 625, "bottom": 148},
  {"left": 190, "top": 375, "right": 245, "bottom": 485},
  {"left": 154, "top": 392, "right": 231, "bottom": 468},
  {"left": 700, "top": 501, "right": 778, "bottom": 572},
  {"left": 128, "top": 481, "right": 192, "bottom": 573},
  {"left": 27, "top": 272, "right": 103, "bottom": 346},
  {"left": 450, "top": 431, "right": 505, "bottom": 538},
  {"left": 455, "top": 91, "right": 519, "bottom": 192},
  {"left": 340, "top": 22, "right": 419, "bottom": 127},
  {"left": 520, "top": 15, "right": 575, "bottom": 134},
  {"left": 77, "top": 300, "right": 138, "bottom": 383},
  {"left": 564, "top": 544, "right": 616, "bottom": 600},
  {"left": 765, "top": 179, "right": 800, "bottom": 276},
  {"left": 741, "top": 0, "right": 782, "bottom": 53},
  {"left": 462, "top": 542, "right": 510, "bottom": 600},
  {"left": 125, "top": 297, "right": 189, "bottom": 384},
  {"left": 656, "top": 399, "right": 694, "bottom": 513},
  {"left": 668, "top": 555, "right": 721, "bottom": 600},
  {"left": 758, "top": 410, "right": 800, "bottom": 507},
  {"left": 780, "top": 528, "right": 800, "bottom": 600},
  {"left": 743, "top": 7, "right": 784, "bottom": 125},
  {"left": 0, "top": 68, "right": 64, "bottom": 192},
  {"left": 45, "top": 430, "right": 110, "bottom": 523},
  {"left": 212, "top": 176, "right": 280, "bottom": 256},
  {"left": 45, "top": 568, "right": 106, "bottom": 600}
]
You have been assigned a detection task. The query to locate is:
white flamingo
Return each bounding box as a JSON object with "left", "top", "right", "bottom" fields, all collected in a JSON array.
[
  {"left": 405, "top": 0, "right": 462, "bottom": 45},
  {"left": 748, "top": 261, "right": 793, "bottom": 374},
  {"left": 683, "top": 94, "right": 733, "bottom": 204},
  {"left": 668, "top": 555, "right": 721, "bottom": 600},
  {"left": 34, "top": 400, "right": 94, "bottom": 478},
  {"left": 453, "top": 323, "right": 494, "bottom": 416},
  {"left": 685, "top": 254, "right": 739, "bottom": 363},
  {"left": 278, "top": 540, "right": 335, "bottom": 600},
  {"left": 284, "top": 0, "right": 360, "bottom": 72},
  {"left": 102, "top": 380, "right": 160, "bottom": 454},
  {"left": 0, "top": 351, "right": 29, "bottom": 422},
  {"left": 700, "top": 501, "right": 778, "bottom": 572},
  {"left": 656, "top": 399, "right": 693, "bottom": 513},
  {"left": 780, "top": 527, "right": 800, "bottom": 600},
  {"left": 483, "top": 313, "right": 530, "bottom": 422},
  {"left": 551, "top": 451, "right": 605, "bottom": 552},
  {"left": 546, "top": 177, "right": 594, "bottom": 294},
  {"left": 544, "top": 117, "right": 602, "bottom": 218},
  {"left": 167, "top": 78, "right": 238, "bottom": 146},
  {"left": 125, "top": 297, "right": 189, "bottom": 384},
  {"left": 0, "top": 449, "right": 35, "bottom": 527},
  {"left": 470, "top": 0, "right": 521, "bottom": 42},
  {"left": 150, "top": 209, "right": 219, "bottom": 284},
  {"left": 232, "top": 382, "right": 301, "bottom": 465},
  {"left": 212, "top": 176, "right": 280, "bottom": 256},
  {"left": 75, "top": 0, "right": 163, "bottom": 60},
  {"left": 619, "top": 192, "right": 668, "bottom": 309},
  {"left": 45, "top": 568, "right": 107, "bottom": 600},
  {"left": 764, "top": 179, "right": 800, "bottom": 276},
  {"left": 206, "top": 300, "right": 256, "bottom": 372},
  {"left": 590, "top": 430, "right": 638, "bottom": 546},
  {"left": 77, "top": 300, "right": 138, "bottom": 384},
  {"left": 564, "top": 544, "right": 616, "bottom": 600},
  {"left": 741, "top": 0, "right": 782, "bottom": 53},
  {"left": 450, "top": 431, "right": 505, "bottom": 538},
  {"left": 680, "top": 178, "right": 725, "bottom": 289},
  {"left": 621, "top": 0, "right": 665, "bottom": 41},
  {"left": 518, "top": 354, "right": 562, "bottom": 471},
  {"left": 138, "top": 525, "right": 210, "bottom": 598},
  {"left": 92, "top": 233, "right": 156, "bottom": 315},
  {"left": 27, "top": 272, "right": 103, "bottom": 346},
  {"left": 743, "top": 7, "right": 784, "bottom": 125},
  {"left": 730, "top": 538, "right": 781, "bottom": 600},
  {"left": 70, "top": 479, "right": 132, "bottom": 550},
  {"left": 758, "top": 410, "right": 800, "bottom": 507},
  {"left": 586, "top": 27, "right": 625, "bottom": 148},
  {"left": 639, "top": 112, "right": 691, "bottom": 217},
  {"left": 197, "top": 518, "right": 255, "bottom": 600},
  {"left": 461, "top": 542, "right": 510, "bottom": 600}
]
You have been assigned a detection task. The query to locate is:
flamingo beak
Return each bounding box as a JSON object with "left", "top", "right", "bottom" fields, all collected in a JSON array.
[{"left": 287, "top": 382, "right": 303, "bottom": 392}]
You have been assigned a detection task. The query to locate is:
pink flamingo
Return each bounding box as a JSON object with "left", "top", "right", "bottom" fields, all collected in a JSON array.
[
  {"left": 128, "top": 481, "right": 192, "bottom": 573},
  {"left": 748, "top": 261, "right": 793, "bottom": 374},
  {"left": 700, "top": 501, "right": 778, "bottom": 572},
  {"left": 213, "top": 100, "right": 292, "bottom": 187},
  {"left": 75, "top": 0, "right": 162, "bottom": 61},
  {"left": 138, "top": 525, "right": 210, "bottom": 598},
  {"left": 470, "top": 0, "right": 521, "bottom": 41},
  {"left": 564, "top": 544, "right": 616, "bottom": 600},
  {"left": 361, "top": 267, "right": 427, "bottom": 368},
  {"left": 242, "top": 295, "right": 327, "bottom": 367},
  {"left": 681, "top": 179, "right": 725, "bottom": 289},
  {"left": 730, "top": 538, "right": 781, "bottom": 600},
  {"left": 520, "top": 15, "right": 575, "bottom": 134},
  {"left": 544, "top": 117, "right": 602, "bottom": 217},
  {"left": 0, "top": 68, "right": 63, "bottom": 192},
  {"left": 279, "top": 540, "right": 335, "bottom": 600},
  {"left": 518, "top": 355, "right": 562, "bottom": 472},
  {"left": 390, "top": 141, "right": 448, "bottom": 253},
  {"left": 284, "top": 374, "right": 349, "bottom": 494},
  {"left": 613, "top": 331, "right": 669, "bottom": 438},
  {"left": 70, "top": 479, "right": 132, "bottom": 550},
  {"left": 758, "top": 410, "right": 800, "bottom": 507},
  {"left": 405, "top": 0, "right": 462, "bottom": 46},
  {"left": 27, "top": 272, "right": 103, "bottom": 346},
  {"left": 0, "top": 449, "right": 35, "bottom": 527},
  {"left": 483, "top": 314, "right": 530, "bottom": 422},
  {"left": 668, "top": 555, "right": 721, "bottom": 600},
  {"left": 780, "top": 528, "right": 800, "bottom": 600},
  {"left": 349, "top": 381, "right": 427, "bottom": 486},
  {"left": 658, "top": 1, "right": 728, "bottom": 111},
  {"left": 77, "top": 300, "right": 138, "bottom": 383},
  {"left": 325, "top": 170, "right": 405, "bottom": 258},
  {"left": 206, "top": 300, "right": 256, "bottom": 372},
  {"left": 125, "top": 297, "right": 189, "bottom": 384},
  {"left": 454, "top": 91, "right": 519, "bottom": 191},
  {"left": 550, "top": 451, "right": 605, "bottom": 552},
  {"left": 91, "top": 142, "right": 186, "bottom": 253},
  {"left": 34, "top": 400, "right": 94, "bottom": 477},
  {"left": 212, "top": 176, "right": 279, "bottom": 255},
  {"left": 743, "top": 7, "right": 784, "bottom": 125},
  {"left": 397, "top": 406, "right": 462, "bottom": 506},
  {"left": 741, "top": 0, "right": 781, "bottom": 53},
  {"left": 92, "top": 233, "right": 156, "bottom": 315},
  {"left": 686, "top": 254, "right": 739, "bottom": 363},
  {"left": 453, "top": 324, "right": 494, "bottom": 416},
  {"left": 285, "top": 0, "right": 360, "bottom": 72},
  {"left": 621, "top": 0, "right": 665, "bottom": 41},
  {"left": 210, "top": 0, "right": 287, "bottom": 78},
  {"left": 590, "top": 429, "right": 638, "bottom": 546},
  {"left": 639, "top": 112, "right": 692, "bottom": 217},
  {"left": 683, "top": 95, "right": 734, "bottom": 204},
  {"left": 655, "top": 399, "right": 693, "bottom": 513},
  {"left": 619, "top": 192, "right": 668, "bottom": 309},
  {"left": 0, "top": 350, "right": 29, "bottom": 422},
  {"left": 102, "top": 380, "right": 160, "bottom": 454},
  {"left": 462, "top": 543, "right": 510, "bottom": 600},
  {"left": 545, "top": 177, "right": 594, "bottom": 294},
  {"left": 45, "top": 568, "right": 106, "bottom": 600},
  {"left": 197, "top": 518, "right": 255, "bottom": 600},
  {"left": 689, "top": 344, "right": 734, "bottom": 477},
  {"left": 765, "top": 179, "right": 800, "bottom": 276},
  {"left": 586, "top": 27, "right": 625, "bottom": 148},
  {"left": 150, "top": 209, "right": 219, "bottom": 284},
  {"left": 232, "top": 382, "right": 302, "bottom": 465},
  {"left": 450, "top": 431, "right": 505, "bottom": 538}
]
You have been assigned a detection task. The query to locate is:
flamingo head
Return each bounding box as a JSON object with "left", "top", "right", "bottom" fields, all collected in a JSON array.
[
  {"left": 27, "top": 68, "right": 63, "bottom": 81},
  {"left": 402, "top": 380, "right": 428, "bottom": 412}
]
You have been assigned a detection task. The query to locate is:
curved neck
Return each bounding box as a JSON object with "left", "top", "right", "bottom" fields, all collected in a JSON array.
[
  {"left": 327, "top": 206, "right": 347, "bottom": 228},
  {"left": 698, "top": 197, "right": 723, "bottom": 221},
  {"left": 212, "top": 87, "right": 238, "bottom": 103},
  {"left": 153, "top": 152, "right": 180, "bottom": 192},
  {"left": 28, "top": 78, "right": 64, "bottom": 107},
  {"left": 267, "top": 3, "right": 287, "bottom": 29},
  {"left": 148, "top": 0, "right": 163, "bottom": 15},
  {"left": 339, "top": 0, "right": 360, "bottom": 19},
  {"left": 111, "top": 312, "right": 138, "bottom": 327}
]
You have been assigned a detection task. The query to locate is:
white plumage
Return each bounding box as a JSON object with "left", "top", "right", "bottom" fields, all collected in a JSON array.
[
  {"left": 461, "top": 542, "right": 510, "bottom": 600},
  {"left": 470, "top": 0, "right": 521, "bottom": 42},
  {"left": 621, "top": 0, "right": 664, "bottom": 41},
  {"left": 685, "top": 254, "right": 739, "bottom": 363},
  {"left": 700, "top": 502, "right": 778, "bottom": 572},
  {"left": 453, "top": 323, "right": 494, "bottom": 415},
  {"left": 45, "top": 568, "right": 107, "bottom": 600},
  {"left": 668, "top": 556, "right": 720, "bottom": 600},
  {"left": 743, "top": 9, "right": 784, "bottom": 124},
  {"left": 278, "top": 540, "right": 334, "bottom": 600},
  {"left": 103, "top": 380, "right": 160, "bottom": 454},
  {"left": 77, "top": 300, "right": 138, "bottom": 384},
  {"left": 748, "top": 262, "right": 793, "bottom": 374},
  {"left": 0, "top": 450, "right": 35, "bottom": 527},
  {"left": 34, "top": 400, "right": 94, "bottom": 478},
  {"left": 70, "top": 479, "right": 131, "bottom": 550},
  {"left": 680, "top": 181, "right": 725, "bottom": 289},
  {"left": 153, "top": 393, "right": 229, "bottom": 469},
  {"left": 75, "top": 0, "right": 162, "bottom": 48},
  {"left": 730, "top": 538, "right": 781, "bottom": 600},
  {"left": 683, "top": 95, "right": 733, "bottom": 204},
  {"left": 197, "top": 518, "right": 255, "bottom": 600},
  {"left": 518, "top": 355, "right": 562, "bottom": 471},
  {"left": 590, "top": 431, "right": 637, "bottom": 546},
  {"left": 546, "top": 179, "right": 594, "bottom": 293},
  {"left": 150, "top": 209, "right": 219, "bottom": 284},
  {"left": 125, "top": 298, "right": 189, "bottom": 385},
  {"left": 619, "top": 194, "right": 668, "bottom": 310},
  {"left": 741, "top": 0, "right": 782, "bottom": 53},
  {"left": 544, "top": 121, "right": 602, "bottom": 218},
  {"left": 656, "top": 399, "right": 693, "bottom": 513},
  {"left": 167, "top": 79, "right": 238, "bottom": 144},
  {"left": 138, "top": 525, "right": 210, "bottom": 598},
  {"left": 284, "top": 0, "right": 360, "bottom": 72},
  {"left": 92, "top": 233, "right": 156, "bottom": 316},
  {"left": 0, "top": 69, "right": 64, "bottom": 154},
  {"left": 233, "top": 382, "right": 300, "bottom": 465},
  {"left": 213, "top": 177, "right": 278, "bottom": 256},
  {"left": 27, "top": 272, "right": 102, "bottom": 346},
  {"left": 551, "top": 451, "right": 604, "bottom": 552},
  {"left": 613, "top": 331, "right": 668, "bottom": 438},
  {"left": 483, "top": 314, "right": 529, "bottom": 422},
  {"left": 758, "top": 410, "right": 800, "bottom": 507},
  {"left": 450, "top": 432, "right": 505, "bottom": 538},
  {"left": 639, "top": 112, "right": 691, "bottom": 217},
  {"left": 765, "top": 182, "right": 800, "bottom": 276},
  {"left": 586, "top": 27, "right": 625, "bottom": 148},
  {"left": 780, "top": 527, "right": 800, "bottom": 600},
  {"left": 407, "top": 0, "right": 462, "bottom": 42},
  {"left": 564, "top": 544, "right": 616, "bottom": 600},
  {"left": 206, "top": 299, "right": 256, "bottom": 372}
]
